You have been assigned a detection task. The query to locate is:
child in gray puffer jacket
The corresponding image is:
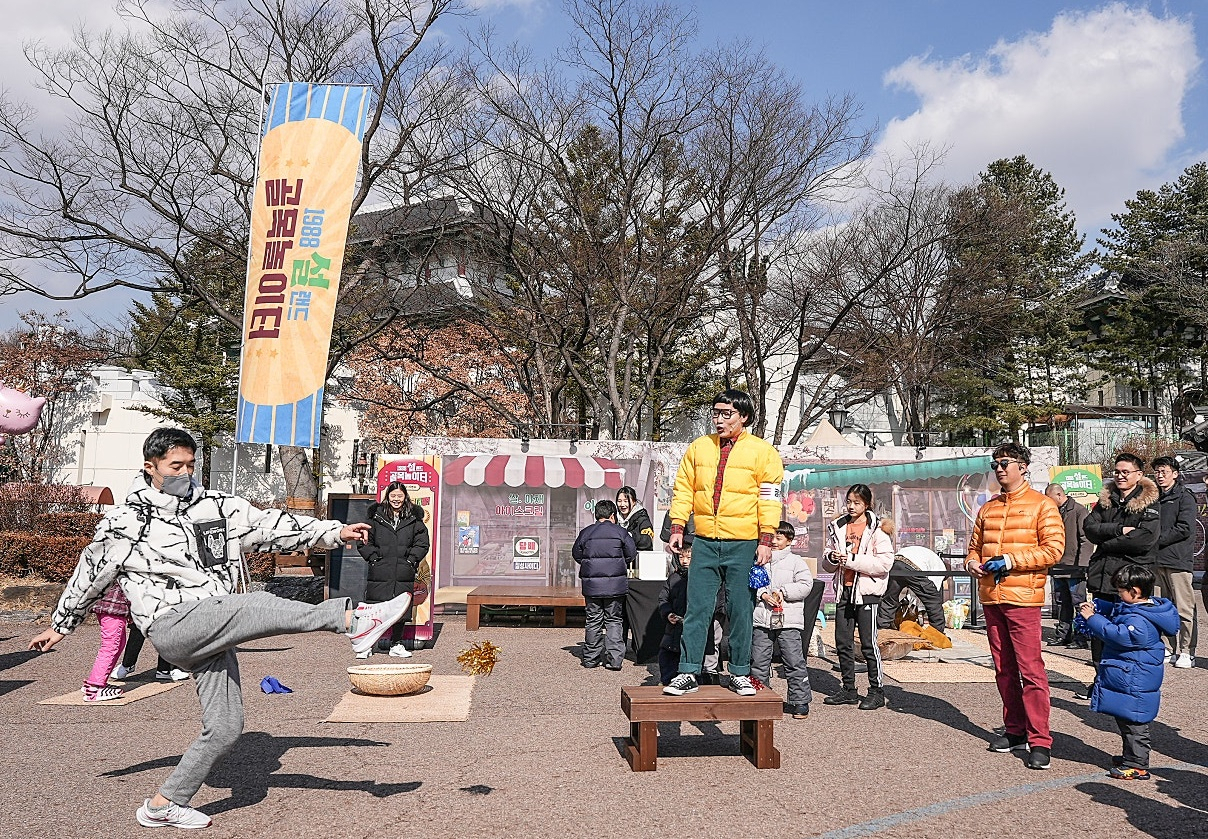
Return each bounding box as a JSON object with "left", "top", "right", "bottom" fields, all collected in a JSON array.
[{"left": 750, "top": 521, "right": 814, "bottom": 718}]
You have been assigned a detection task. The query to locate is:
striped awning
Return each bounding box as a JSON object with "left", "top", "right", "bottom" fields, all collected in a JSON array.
[{"left": 443, "top": 455, "right": 626, "bottom": 489}]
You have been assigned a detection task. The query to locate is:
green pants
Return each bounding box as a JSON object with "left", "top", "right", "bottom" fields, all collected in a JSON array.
[{"left": 679, "top": 537, "right": 757, "bottom": 676}]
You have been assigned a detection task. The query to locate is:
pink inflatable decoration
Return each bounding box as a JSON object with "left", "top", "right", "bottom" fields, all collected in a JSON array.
[{"left": 0, "top": 384, "right": 46, "bottom": 446}]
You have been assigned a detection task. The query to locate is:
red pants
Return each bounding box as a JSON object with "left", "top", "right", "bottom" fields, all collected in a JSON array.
[{"left": 984, "top": 603, "right": 1051, "bottom": 749}]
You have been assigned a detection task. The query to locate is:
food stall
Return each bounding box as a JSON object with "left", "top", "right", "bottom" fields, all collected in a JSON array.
[{"left": 438, "top": 453, "right": 632, "bottom": 589}]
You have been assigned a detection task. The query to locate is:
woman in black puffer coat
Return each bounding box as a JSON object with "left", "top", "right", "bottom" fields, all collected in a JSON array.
[{"left": 358, "top": 481, "right": 430, "bottom": 658}]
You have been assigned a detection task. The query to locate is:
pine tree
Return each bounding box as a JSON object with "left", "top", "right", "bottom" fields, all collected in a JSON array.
[
  {"left": 940, "top": 155, "right": 1091, "bottom": 441},
  {"left": 126, "top": 242, "right": 242, "bottom": 486},
  {"left": 1091, "top": 162, "right": 1208, "bottom": 428}
]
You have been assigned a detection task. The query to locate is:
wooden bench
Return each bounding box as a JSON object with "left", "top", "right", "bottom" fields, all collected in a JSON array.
[
  {"left": 620, "top": 685, "right": 783, "bottom": 771},
  {"left": 465, "top": 585, "right": 586, "bottom": 631}
]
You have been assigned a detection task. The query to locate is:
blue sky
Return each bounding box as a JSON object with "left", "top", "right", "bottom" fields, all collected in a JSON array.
[
  {"left": 1, "top": 0, "right": 1204, "bottom": 330},
  {"left": 478, "top": 0, "right": 1205, "bottom": 229}
]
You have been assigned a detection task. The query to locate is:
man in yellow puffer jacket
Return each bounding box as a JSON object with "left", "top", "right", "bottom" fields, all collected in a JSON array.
[
  {"left": 965, "top": 442, "right": 1065, "bottom": 770},
  {"left": 663, "top": 390, "right": 784, "bottom": 697}
]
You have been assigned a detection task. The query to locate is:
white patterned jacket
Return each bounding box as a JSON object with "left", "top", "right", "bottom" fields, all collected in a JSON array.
[{"left": 50, "top": 475, "right": 345, "bottom": 635}]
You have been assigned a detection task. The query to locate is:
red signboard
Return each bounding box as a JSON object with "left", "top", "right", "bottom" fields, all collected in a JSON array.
[{"left": 376, "top": 455, "right": 441, "bottom": 643}]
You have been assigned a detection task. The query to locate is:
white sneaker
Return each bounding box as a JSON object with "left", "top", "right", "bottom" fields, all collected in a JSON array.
[
  {"left": 663, "top": 673, "right": 699, "bottom": 695},
  {"left": 348, "top": 592, "right": 413, "bottom": 655},
  {"left": 355, "top": 650, "right": 372, "bottom": 659},
  {"left": 388, "top": 644, "right": 413, "bottom": 658},
  {"left": 82, "top": 685, "right": 125, "bottom": 702},
  {"left": 156, "top": 669, "right": 191, "bottom": 682},
  {"left": 111, "top": 664, "right": 132, "bottom": 681},
  {"left": 136, "top": 798, "right": 212, "bottom": 829},
  {"left": 1175, "top": 653, "right": 1193, "bottom": 669},
  {"left": 730, "top": 675, "right": 757, "bottom": 696}
]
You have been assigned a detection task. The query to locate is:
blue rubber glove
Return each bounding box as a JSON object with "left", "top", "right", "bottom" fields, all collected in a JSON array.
[
  {"left": 981, "top": 557, "right": 1008, "bottom": 584},
  {"left": 259, "top": 676, "right": 293, "bottom": 695}
]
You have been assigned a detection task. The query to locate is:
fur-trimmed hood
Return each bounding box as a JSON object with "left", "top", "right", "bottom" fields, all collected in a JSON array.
[
  {"left": 1098, "top": 477, "right": 1159, "bottom": 514},
  {"left": 834, "top": 510, "right": 896, "bottom": 541}
]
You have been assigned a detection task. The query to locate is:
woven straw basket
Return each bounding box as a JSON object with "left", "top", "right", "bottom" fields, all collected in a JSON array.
[{"left": 347, "top": 663, "right": 433, "bottom": 696}]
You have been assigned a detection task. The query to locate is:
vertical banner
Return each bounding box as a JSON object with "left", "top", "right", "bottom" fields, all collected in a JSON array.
[
  {"left": 236, "top": 82, "right": 374, "bottom": 447},
  {"left": 377, "top": 456, "right": 442, "bottom": 645}
]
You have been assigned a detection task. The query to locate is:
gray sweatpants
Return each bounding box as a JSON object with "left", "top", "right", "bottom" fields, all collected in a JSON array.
[
  {"left": 583, "top": 596, "right": 624, "bottom": 668},
  {"left": 145, "top": 593, "right": 350, "bottom": 805},
  {"left": 751, "top": 626, "right": 813, "bottom": 706}
]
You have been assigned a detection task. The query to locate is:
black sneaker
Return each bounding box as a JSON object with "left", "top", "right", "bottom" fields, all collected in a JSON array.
[
  {"left": 988, "top": 733, "right": 1029, "bottom": 753},
  {"left": 823, "top": 687, "right": 861, "bottom": 706},
  {"left": 1027, "top": 746, "right": 1051, "bottom": 770},
  {"left": 792, "top": 704, "right": 810, "bottom": 719},
  {"left": 858, "top": 688, "right": 885, "bottom": 710},
  {"left": 663, "top": 673, "right": 699, "bottom": 695},
  {"left": 1072, "top": 684, "right": 1093, "bottom": 701}
]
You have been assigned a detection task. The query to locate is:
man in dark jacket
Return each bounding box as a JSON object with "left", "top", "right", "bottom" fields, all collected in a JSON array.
[
  {"left": 1044, "top": 483, "right": 1092, "bottom": 648},
  {"left": 1080, "top": 452, "right": 1161, "bottom": 699},
  {"left": 572, "top": 499, "right": 636, "bottom": 670},
  {"left": 1151, "top": 456, "right": 1198, "bottom": 667}
]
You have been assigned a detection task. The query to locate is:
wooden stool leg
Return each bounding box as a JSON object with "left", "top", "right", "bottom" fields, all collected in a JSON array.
[
  {"left": 466, "top": 603, "right": 480, "bottom": 631},
  {"left": 626, "top": 721, "right": 657, "bottom": 771},
  {"left": 740, "top": 719, "right": 780, "bottom": 769},
  {"left": 554, "top": 606, "right": 567, "bottom": 627}
]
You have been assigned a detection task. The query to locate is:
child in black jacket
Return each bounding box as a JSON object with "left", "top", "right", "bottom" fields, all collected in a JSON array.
[
  {"left": 657, "top": 534, "right": 726, "bottom": 685},
  {"left": 658, "top": 545, "right": 691, "bottom": 686}
]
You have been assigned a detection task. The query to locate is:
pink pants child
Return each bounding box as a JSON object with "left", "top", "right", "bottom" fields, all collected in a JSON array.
[
  {"left": 86, "top": 582, "right": 131, "bottom": 689},
  {"left": 85, "top": 613, "right": 129, "bottom": 688}
]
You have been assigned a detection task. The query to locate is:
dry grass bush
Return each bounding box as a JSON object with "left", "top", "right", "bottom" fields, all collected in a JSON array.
[
  {"left": 1108, "top": 435, "right": 1197, "bottom": 471},
  {"left": 0, "top": 533, "right": 90, "bottom": 581},
  {"left": 35, "top": 512, "right": 102, "bottom": 537},
  {"left": 0, "top": 483, "right": 94, "bottom": 531}
]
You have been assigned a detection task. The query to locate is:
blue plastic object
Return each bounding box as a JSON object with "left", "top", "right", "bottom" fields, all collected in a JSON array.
[
  {"left": 259, "top": 676, "right": 293, "bottom": 694},
  {"left": 749, "top": 564, "right": 771, "bottom": 590}
]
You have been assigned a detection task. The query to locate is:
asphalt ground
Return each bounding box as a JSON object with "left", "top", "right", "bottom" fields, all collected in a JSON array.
[{"left": 2, "top": 610, "right": 1206, "bottom": 839}]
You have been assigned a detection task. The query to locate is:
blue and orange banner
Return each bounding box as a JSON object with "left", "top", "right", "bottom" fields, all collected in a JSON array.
[{"left": 236, "top": 83, "right": 373, "bottom": 448}]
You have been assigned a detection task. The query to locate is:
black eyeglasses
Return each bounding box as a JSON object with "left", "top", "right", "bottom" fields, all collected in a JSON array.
[
  {"left": 1112, "top": 469, "right": 1140, "bottom": 477},
  {"left": 990, "top": 458, "right": 1020, "bottom": 470},
  {"left": 711, "top": 409, "right": 737, "bottom": 420}
]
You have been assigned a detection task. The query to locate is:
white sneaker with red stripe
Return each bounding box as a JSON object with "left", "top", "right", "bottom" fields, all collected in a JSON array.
[
  {"left": 136, "top": 798, "right": 212, "bottom": 829},
  {"left": 348, "top": 592, "right": 413, "bottom": 655}
]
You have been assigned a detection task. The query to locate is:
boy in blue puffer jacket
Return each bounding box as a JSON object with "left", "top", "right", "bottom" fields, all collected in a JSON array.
[{"left": 1077, "top": 564, "right": 1179, "bottom": 780}]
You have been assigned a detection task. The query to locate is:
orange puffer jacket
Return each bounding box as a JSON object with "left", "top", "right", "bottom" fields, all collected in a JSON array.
[{"left": 965, "top": 482, "right": 1065, "bottom": 607}]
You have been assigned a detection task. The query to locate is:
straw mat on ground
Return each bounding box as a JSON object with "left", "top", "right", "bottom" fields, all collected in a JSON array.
[
  {"left": 39, "top": 681, "right": 184, "bottom": 706},
  {"left": 325, "top": 674, "right": 474, "bottom": 723},
  {"left": 882, "top": 661, "right": 999, "bottom": 683}
]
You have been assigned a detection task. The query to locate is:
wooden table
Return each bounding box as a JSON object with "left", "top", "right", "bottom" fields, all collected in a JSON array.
[
  {"left": 620, "top": 685, "right": 783, "bottom": 771},
  {"left": 464, "top": 585, "right": 586, "bottom": 631}
]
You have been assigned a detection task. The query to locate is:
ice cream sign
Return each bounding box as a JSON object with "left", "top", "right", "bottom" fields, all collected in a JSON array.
[{"left": 513, "top": 536, "right": 540, "bottom": 571}]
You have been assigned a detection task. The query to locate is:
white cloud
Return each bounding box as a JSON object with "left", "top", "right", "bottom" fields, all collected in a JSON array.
[{"left": 878, "top": 3, "right": 1200, "bottom": 235}]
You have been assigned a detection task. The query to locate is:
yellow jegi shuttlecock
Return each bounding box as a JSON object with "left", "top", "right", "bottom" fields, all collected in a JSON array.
[{"left": 457, "top": 640, "right": 501, "bottom": 676}]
